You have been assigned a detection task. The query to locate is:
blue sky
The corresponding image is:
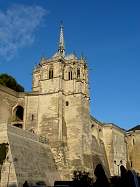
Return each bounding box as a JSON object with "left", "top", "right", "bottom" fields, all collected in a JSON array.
[{"left": 0, "top": 0, "right": 140, "bottom": 129}]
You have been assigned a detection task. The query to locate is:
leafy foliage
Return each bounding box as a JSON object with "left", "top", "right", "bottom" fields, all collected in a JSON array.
[
  {"left": 0, "top": 74, "right": 24, "bottom": 92},
  {"left": 72, "top": 170, "right": 93, "bottom": 187}
]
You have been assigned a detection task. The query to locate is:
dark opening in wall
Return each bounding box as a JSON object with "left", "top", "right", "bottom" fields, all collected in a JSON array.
[
  {"left": 14, "top": 106, "right": 24, "bottom": 121},
  {"left": 66, "top": 101, "right": 69, "bottom": 106},
  {"left": 131, "top": 161, "right": 133, "bottom": 167},
  {"left": 62, "top": 70, "right": 64, "bottom": 79},
  {"left": 13, "top": 124, "right": 23, "bottom": 128},
  {"left": 77, "top": 68, "right": 80, "bottom": 78},
  {"left": 31, "top": 114, "right": 34, "bottom": 121},
  {"left": 68, "top": 71, "right": 72, "bottom": 80},
  {"left": 133, "top": 139, "right": 135, "bottom": 145},
  {"left": 49, "top": 68, "right": 53, "bottom": 79},
  {"left": 91, "top": 124, "right": 94, "bottom": 128}
]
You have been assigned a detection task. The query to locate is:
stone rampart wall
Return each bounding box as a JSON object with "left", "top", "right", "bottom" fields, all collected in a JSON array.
[{"left": 0, "top": 123, "right": 60, "bottom": 187}]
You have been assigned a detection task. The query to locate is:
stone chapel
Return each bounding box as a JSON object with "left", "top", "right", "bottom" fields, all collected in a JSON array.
[{"left": 0, "top": 24, "right": 140, "bottom": 186}]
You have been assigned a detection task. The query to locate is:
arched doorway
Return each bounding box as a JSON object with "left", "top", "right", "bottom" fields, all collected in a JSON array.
[
  {"left": 12, "top": 105, "right": 24, "bottom": 128},
  {"left": 14, "top": 106, "right": 24, "bottom": 121}
]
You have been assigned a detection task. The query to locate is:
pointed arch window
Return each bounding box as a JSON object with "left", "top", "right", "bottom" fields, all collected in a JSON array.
[
  {"left": 31, "top": 114, "right": 34, "bottom": 121},
  {"left": 62, "top": 69, "right": 64, "bottom": 79},
  {"left": 49, "top": 67, "right": 53, "bottom": 79},
  {"left": 77, "top": 68, "right": 80, "bottom": 79},
  {"left": 68, "top": 70, "right": 73, "bottom": 80}
]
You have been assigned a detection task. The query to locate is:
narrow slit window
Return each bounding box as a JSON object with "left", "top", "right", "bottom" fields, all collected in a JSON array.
[
  {"left": 133, "top": 139, "right": 135, "bottom": 145},
  {"left": 77, "top": 68, "right": 80, "bottom": 78},
  {"left": 66, "top": 101, "right": 69, "bottom": 106},
  {"left": 62, "top": 70, "right": 64, "bottom": 79},
  {"left": 68, "top": 71, "right": 71, "bottom": 80},
  {"left": 31, "top": 114, "right": 34, "bottom": 121},
  {"left": 131, "top": 161, "right": 133, "bottom": 167},
  {"left": 49, "top": 68, "right": 53, "bottom": 79}
]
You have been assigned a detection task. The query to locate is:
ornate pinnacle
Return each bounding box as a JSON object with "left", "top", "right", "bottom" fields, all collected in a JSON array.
[{"left": 58, "top": 22, "right": 65, "bottom": 56}]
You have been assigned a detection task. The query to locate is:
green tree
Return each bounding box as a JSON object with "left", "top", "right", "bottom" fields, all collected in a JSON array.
[
  {"left": 0, "top": 74, "right": 24, "bottom": 92},
  {"left": 72, "top": 170, "right": 93, "bottom": 187}
]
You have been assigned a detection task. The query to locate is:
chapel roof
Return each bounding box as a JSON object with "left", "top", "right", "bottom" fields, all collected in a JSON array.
[{"left": 128, "top": 125, "right": 140, "bottom": 132}]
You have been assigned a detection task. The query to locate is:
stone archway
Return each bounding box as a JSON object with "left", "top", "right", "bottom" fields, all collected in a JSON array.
[
  {"left": 14, "top": 105, "right": 24, "bottom": 121},
  {"left": 12, "top": 105, "right": 24, "bottom": 128}
]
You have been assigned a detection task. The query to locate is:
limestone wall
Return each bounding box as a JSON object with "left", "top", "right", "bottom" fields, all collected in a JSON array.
[
  {"left": 24, "top": 93, "right": 59, "bottom": 140},
  {"left": 64, "top": 94, "right": 91, "bottom": 170},
  {"left": 24, "top": 94, "right": 39, "bottom": 132},
  {"left": 0, "top": 85, "right": 18, "bottom": 124},
  {"left": 0, "top": 84, "right": 25, "bottom": 124},
  {"left": 103, "top": 124, "right": 127, "bottom": 176},
  {"left": 90, "top": 117, "right": 110, "bottom": 176},
  {"left": 64, "top": 94, "right": 84, "bottom": 165},
  {"left": 0, "top": 123, "right": 60, "bottom": 187},
  {"left": 38, "top": 93, "right": 59, "bottom": 138},
  {"left": 127, "top": 130, "right": 140, "bottom": 174}
]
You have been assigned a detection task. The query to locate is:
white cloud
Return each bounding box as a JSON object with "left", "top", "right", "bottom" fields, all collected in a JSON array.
[{"left": 0, "top": 4, "right": 46, "bottom": 60}]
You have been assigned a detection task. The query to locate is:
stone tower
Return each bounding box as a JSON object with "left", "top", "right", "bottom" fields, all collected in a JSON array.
[
  {"left": 1, "top": 24, "right": 136, "bottom": 184},
  {"left": 24, "top": 24, "right": 93, "bottom": 179}
]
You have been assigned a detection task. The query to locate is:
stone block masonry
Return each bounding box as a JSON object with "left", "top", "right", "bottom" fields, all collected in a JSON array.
[{"left": 0, "top": 123, "right": 60, "bottom": 187}]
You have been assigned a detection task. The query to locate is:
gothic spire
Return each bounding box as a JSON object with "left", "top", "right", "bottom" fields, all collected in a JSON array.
[{"left": 58, "top": 22, "right": 65, "bottom": 56}]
